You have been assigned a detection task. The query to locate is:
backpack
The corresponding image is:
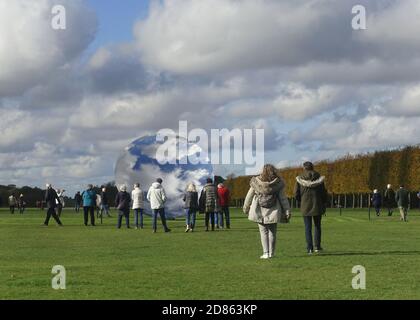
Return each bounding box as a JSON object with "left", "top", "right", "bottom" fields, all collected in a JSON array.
[{"left": 256, "top": 192, "right": 278, "bottom": 208}]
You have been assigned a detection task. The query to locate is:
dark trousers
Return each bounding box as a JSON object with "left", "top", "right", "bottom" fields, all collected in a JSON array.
[
  {"left": 153, "top": 208, "right": 169, "bottom": 232},
  {"left": 44, "top": 207, "right": 62, "bottom": 226},
  {"left": 387, "top": 206, "right": 394, "bottom": 216},
  {"left": 205, "top": 212, "right": 215, "bottom": 230},
  {"left": 220, "top": 206, "right": 230, "bottom": 228},
  {"left": 375, "top": 206, "right": 381, "bottom": 216},
  {"left": 10, "top": 206, "right": 15, "bottom": 214},
  {"left": 75, "top": 204, "right": 81, "bottom": 212},
  {"left": 117, "top": 210, "right": 130, "bottom": 228},
  {"left": 303, "top": 215, "right": 322, "bottom": 251},
  {"left": 134, "top": 208, "right": 144, "bottom": 228},
  {"left": 83, "top": 206, "right": 95, "bottom": 226}
]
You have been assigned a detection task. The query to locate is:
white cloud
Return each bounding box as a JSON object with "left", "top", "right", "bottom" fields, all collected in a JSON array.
[
  {"left": 134, "top": 0, "right": 323, "bottom": 74},
  {"left": 2, "top": 0, "right": 420, "bottom": 191},
  {"left": 382, "top": 84, "right": 420, "bottom": 116},
  {"left": 0, "top": 0, "right": 96, "bottom": 96},
  {"left": 134, "top": 0, "right": 420, "bottom": 77}
]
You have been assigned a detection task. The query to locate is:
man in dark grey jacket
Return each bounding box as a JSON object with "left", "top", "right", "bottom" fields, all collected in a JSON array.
[
  {"left": 294, "top": 162, "right": 328, "bottom": 254},
  {"left": 115, "top": 185, "right": 131, "bottom": 229}
]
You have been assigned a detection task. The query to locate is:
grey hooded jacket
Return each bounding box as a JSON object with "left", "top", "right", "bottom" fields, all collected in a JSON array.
[{"left": 243, "top": 176, "right": 290, "bottom": 224}]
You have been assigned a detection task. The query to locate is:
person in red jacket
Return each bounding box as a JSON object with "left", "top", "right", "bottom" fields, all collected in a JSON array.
[{"left": 217, "top": 183, "right": 231, "bottom": 229}]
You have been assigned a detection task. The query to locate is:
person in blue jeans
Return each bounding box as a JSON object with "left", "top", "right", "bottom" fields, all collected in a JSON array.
[
  {"left": 294, "top": 162, "right": 328, "bottom": 254},
  {"left": 115, "top": 185, "right": 131, "bottom": 229},
  {"left": 217, "top": 183, "right": 231, "bottom": 229},
  {"left": 147, "top": 178, "right": 171, "bottom": 233},
  {"left": 131, "top": 183, "right": 144, "bottom": 229},
  {"left": 183, "top": 183, "right": 199, "bottom": 232}
]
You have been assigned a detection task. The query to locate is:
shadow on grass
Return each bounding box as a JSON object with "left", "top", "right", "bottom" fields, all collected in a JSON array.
[{"left": 317, "top": 250, "right": 420, "bottom": 257}]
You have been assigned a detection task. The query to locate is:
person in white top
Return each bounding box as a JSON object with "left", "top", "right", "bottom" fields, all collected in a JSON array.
[
  {"left": 55, "top": 189, "right": 65, "bottom": 217},
  {"left": 147, "top": 178, "right": 171, "bottom": 233},
  {"left": 132, "top": 183, "right": 144, "bottom": 229},
  {"left": 9, "top": 194, "right": 17, "bottom": 214}
]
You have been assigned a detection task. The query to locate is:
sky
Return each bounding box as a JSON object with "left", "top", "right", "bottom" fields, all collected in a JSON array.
[{"left": 1, "top": 0, "right": 420, "bottom": 194}]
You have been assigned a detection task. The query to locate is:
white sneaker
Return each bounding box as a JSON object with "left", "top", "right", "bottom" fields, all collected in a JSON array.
[
  {"left": 268, "top": 254, "right": 274, "bottom": 258},
  {"left": 260, "top": 254, "right": 270, "bottom": 259}
]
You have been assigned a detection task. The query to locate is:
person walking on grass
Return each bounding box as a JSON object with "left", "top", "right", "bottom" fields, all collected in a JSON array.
[
  {"left": 132, "top": 183, "right": 144, "bottom": 229},
  {"left": 115, "top": 185, "right": 131, "bottom": 229},
  {"left": 217, "top": 183, "right": 231, "bottom": 229},
  {"left": 294, "top": 161, "right": 328, "bottom": 255},
  {"left": 74, "top": 191, "right": 82, "bottom": 212},
  {"left": 8, "top": 194, "right": 17, "bottom": 214},
  {"left": 101, "top": 187, "right": 112, "bottom": 218},
  {"left": 395, "top": 185, "right": 410, "bottom": 222},
  {"left": 55, "top": 189, "right": 65, "bottom": 217},
  {"left": 147, "top": 178, "right": 171, "bottom": 233},
  {"left": 81, "top": 184, "right": 96, "bottom": 226},
  {"left": 371, "top": 189, "right": 382, "bottom": 217},
  {"left": 18, "top": 194, "right": 26, "bottom": 214},
  {"left": 384, "top": 184, "right": 396, "bottom": 216},
  {"left": 243, "top": 164, "right": 291, "bottom": 259},
  {"left": 96, "top": 193, "right": 102, "bottom": 218},
  {"left": 183, "top": 183, "right": 199, "bottom": 232},
  {"left": 44, "top": 184, "right": 63, "bottom": 226},
  {"left": 199, "top": 178, "right": 218, "bottom": 232}
]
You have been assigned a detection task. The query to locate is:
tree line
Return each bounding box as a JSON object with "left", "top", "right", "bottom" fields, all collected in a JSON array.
[{"left": 225, "top": 146, "right": 420, "bottom": 204}]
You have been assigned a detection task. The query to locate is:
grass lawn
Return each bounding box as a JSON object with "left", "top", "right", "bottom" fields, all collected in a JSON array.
[{"left": 0, "top": 207, "right": 419, "bottom": 300}]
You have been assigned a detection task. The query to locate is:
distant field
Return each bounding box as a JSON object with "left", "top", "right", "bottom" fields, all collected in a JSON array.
[{"left": 0, "top": 207, "right": 419, "bottom": 300}]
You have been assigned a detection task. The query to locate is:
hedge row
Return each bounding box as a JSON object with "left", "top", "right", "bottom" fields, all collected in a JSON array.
[{"left": 226, "top": 146, "right": 420, "bottom": 199}]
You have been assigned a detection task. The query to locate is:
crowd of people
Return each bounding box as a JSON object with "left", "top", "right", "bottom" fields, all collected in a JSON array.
[
  {"left": 6, "top": 161, "right": 419, "bottom": 259},
  {"left": 41, "top": 178, "right": 232, "bottom": 234},
  {"left": 7, "top": 194, "right": 26, "bottom": 214},
  {"left": 371, "top": 184, "right": 417, "bottom": 222}
]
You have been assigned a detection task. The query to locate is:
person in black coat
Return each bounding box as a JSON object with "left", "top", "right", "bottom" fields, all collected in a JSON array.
[
  {"left": 371, "top": 189, "right": 382, "bottom": 216},
  {"left": 74, "top": 192, "right": 82, "bottom": 212},
  {"left": 100, "top": 187, "right": 112, "bottom": 218},
  {"left": 384, "top": 184, "right": 395, "bottom": 216},
  {"left": 115, "top": 185, "right": 131, "bottom": 229},
  {"left": 44, "top": 184, "right": 63, "bottom": 226},
  {"left": 294, "top": 162, "right": 328, "bottom": 254}
]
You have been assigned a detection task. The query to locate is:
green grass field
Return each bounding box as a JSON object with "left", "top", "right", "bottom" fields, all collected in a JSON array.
[{"left": 0, "top": 207, "right": 419, "bottom": 300}]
